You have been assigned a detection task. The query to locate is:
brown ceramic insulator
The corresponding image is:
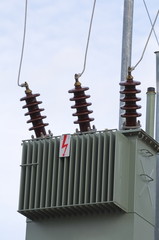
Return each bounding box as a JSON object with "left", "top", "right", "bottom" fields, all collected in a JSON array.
[
  {"left": 68, "top": 81, "right": 94, "bottom": 132},
  {"left": 120, "top": 71, "right": 141, "bottom": 128},
  {"left": 20, "top": 88, "right": 48, "bottom": 138}
]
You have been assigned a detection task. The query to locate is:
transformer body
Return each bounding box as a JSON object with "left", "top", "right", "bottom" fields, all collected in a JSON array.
[{"left": 18, "top": 129, "right": 158, "bottom": 240}]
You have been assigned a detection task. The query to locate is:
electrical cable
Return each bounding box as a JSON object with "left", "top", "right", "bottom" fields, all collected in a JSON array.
[
  {"left": 75, "top": 0, "right": 97, "bottom": 81},
  {"left": 17, "top": 0, "right": 28, "bottom": 87},
  {"left": 131, "top": 10, "right": 159, "bottom": 71},
  {"left": 143, "top": 0, "right": 159, "bottom": 47}
]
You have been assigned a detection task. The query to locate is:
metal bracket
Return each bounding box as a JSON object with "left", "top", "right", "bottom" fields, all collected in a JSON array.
[
  {"left": 20, "top": 163, "right": 38, "bottom": 167},
  {"left": 139, "top": 149, "right": 153, "bottom": 157},
  {"left": 140, "top": 173, "right": 154, "bottom": 182}
]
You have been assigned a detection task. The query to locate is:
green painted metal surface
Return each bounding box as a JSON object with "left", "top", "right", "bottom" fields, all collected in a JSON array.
[
  {"left": 19, "top": 130, "right": 121, "bottom": 220},
  {"left": 25, "top": 212, "right": 154, "bottom": 240},
  {"left": 18, "top": 129, "right": 159, "bottom": 240}
]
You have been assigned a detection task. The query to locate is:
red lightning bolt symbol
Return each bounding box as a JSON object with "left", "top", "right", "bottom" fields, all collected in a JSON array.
[{"left": 62, "top": 135, "right": 68, "bottom": 157}]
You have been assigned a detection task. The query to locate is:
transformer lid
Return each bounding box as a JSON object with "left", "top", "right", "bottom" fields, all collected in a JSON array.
[{"left": 121, "top": 129, "right": 159, "bottom": 152}]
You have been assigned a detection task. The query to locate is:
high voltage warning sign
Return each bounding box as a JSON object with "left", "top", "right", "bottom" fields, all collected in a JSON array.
[{"left": 59, "top": 134, "right": 71, "bottom": 157}]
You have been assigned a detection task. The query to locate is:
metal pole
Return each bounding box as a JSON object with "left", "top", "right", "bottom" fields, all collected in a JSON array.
[
  {"left": 155, "top": 52, "right": 159, "bottom": 140},
  {"left": 119, "top": 0, "right": 134, "bottom": 129},
  {"left": 145, "top": 87, "right": 156, "bottom": 138},
  {"left": 155, "top": 51, "right": 159, "bottom": 240}
]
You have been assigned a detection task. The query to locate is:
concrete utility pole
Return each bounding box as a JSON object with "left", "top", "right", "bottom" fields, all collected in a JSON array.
[{"left": 119, "top": 0, "right": 134, "bottom": 129}]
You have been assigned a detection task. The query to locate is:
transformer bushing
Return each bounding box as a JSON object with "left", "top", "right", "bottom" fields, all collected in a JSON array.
[
  {"left": 120, "top": 68, "right": 141, "bottom": 129},
  {"left": 20, "top": 83, "right": 48, "bottom": 138},
  {"left": 68, "top": 80, "right": 94, "bottom": 132}
]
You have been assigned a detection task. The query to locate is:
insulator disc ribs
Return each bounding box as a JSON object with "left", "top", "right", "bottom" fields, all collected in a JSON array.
[
  {"left": 120, "top": 71, "right": 141, "bottom": 129},
  {"left": 20, "top": 84, "right": 48, "bottom": 137},
  {"left": 68, "top": 80, "right": 94, "bottom": 132}
]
